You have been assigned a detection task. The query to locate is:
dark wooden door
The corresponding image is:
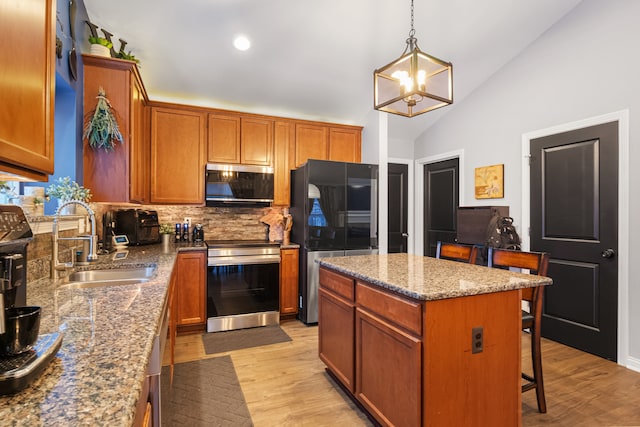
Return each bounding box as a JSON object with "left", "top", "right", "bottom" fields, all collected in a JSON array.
[
  {"left": 424, "top": 158, "right": 459, "bottom": 257},
  {"left": 388, "top": 163, "right": 408, "bottom": 253},
  {"left": 530, "top": 121, "right": 618, "bottom": 361}
]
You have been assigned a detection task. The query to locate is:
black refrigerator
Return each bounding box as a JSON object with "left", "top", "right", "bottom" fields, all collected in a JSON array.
[{"left": 290, "top": 159, "right": 378, "bottom": 324}]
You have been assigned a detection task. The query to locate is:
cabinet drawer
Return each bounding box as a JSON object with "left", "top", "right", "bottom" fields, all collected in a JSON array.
[
  {"left": 319, "top": 267, "right": 355, "bottom": 301},
  {"left": 356, "top": 282, "right": 422, "bottom": 337}
]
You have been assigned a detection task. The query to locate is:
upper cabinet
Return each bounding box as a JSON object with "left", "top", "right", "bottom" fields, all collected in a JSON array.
[
  {"left": 294, "top": 123, "right": 362, "bottom": 168},
  {"left": 150, "top": 106, "right": 206, "bottom": 204},
  {"left": 328, "top": 127, "right": 361, "bottom": 163},
  {"left": 0, "top": 0, "right": 55, "bottom": 180},
  {"left": 208, "top": 113, "right": 273, "bottom": 166},
  {"left": 82, "top": 55, "right": 149, "bottom": 203},
  {"left": 295, "top": 124, "right": 328, "bottom": 167}
]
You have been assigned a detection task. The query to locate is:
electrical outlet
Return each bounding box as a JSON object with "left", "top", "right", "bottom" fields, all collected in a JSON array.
[
  {"left": 183, "top": 217, "right": 192, "bottom": 227},
  {"left": 472, "top": 326, "right": 483, "bottom": 354}
]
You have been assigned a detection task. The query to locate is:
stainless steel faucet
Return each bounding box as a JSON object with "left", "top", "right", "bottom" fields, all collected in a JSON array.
[{"left": 51, "top": 200, "right": 99, "bottom": 280}]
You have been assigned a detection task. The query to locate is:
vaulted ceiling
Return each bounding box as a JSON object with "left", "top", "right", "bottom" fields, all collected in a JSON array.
[{"left": 82, "top": 0, "right": 583, "bottom": 142}]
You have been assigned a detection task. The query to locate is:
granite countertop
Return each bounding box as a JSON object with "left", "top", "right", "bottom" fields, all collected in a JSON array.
[
  {"left": 318, "top": 253, "right": 552, "bottom": 301},
  {"left": 0, "top": 242, "right": 206, "bottom": 426}
]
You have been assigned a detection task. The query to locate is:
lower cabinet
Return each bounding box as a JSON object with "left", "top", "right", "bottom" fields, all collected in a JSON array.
[
  {"left": 318, "top": 287, "right": 355, "bottom": 392},
  {"left": 175, "top": 251, "right": 206, "bottom": 332},
  {"left": 319, "top": 265, "right": 522, "bottom": 427},
  {"left": 279, "top": 247, "right": 299, "bottom": 316},
  {"left": 355, "top": 308, "right": 421, "bottom": 426}
]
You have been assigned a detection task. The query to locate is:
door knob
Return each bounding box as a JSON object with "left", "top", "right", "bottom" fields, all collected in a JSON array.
[
  {"left": 402, "top": 233, "right": 409, "bottom": 237},
  {"left": 601, "top": 248, "right": 616, "bottom": 259}
]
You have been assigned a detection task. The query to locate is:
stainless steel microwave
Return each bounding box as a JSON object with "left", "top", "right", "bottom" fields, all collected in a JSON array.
[{"left": 205, "top": 163, "right": 274, "bottom": 206}]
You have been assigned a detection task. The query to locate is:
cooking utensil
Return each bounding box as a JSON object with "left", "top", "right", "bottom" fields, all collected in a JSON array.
[
  {"left": 0, "top": 306, "right": 41, "bottom": 356},
  {"left": 68, "top": 0, "right": 78, "bottom": 80}
]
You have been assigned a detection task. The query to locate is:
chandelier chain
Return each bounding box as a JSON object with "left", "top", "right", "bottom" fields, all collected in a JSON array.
[{"left": 409, "top": 0, "right": 415, "bottom": 38}]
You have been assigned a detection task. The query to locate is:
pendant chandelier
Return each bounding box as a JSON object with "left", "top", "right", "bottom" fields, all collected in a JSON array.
[{"left": 374, "top": 0, "right": 453, "bottom": 117}]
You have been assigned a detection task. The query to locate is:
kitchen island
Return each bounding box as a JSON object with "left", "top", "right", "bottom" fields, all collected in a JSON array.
[
  {"left": 0, "top": 242, "right": 204, "bottom": 426},
  {"left": 317, "top": 253, "right": 552, "bottom": 427}
]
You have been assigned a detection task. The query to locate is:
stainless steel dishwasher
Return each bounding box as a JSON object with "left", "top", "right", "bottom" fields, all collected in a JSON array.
[{"left": 147, "top": 283, "right": 170, "bottom": 426}]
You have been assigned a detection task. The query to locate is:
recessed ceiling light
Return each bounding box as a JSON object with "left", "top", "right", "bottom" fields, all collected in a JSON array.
[{"left": 233, "top": 36, "right": 251, "bottom": 51}]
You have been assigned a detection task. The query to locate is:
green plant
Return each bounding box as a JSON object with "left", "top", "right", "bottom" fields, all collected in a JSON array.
[
  {"left": 88, "top": 36, "right": 113, "bottom": 49},
  {"left": 116, "top": 49, "right": 140, "bottom": 63},
  {"left": 159, "top": 223, "right": 174, "bottom": 234},
  {"left": 46, "top": 176, "right": 92, "bottom": 203},
  {"left": 83, "top": 87, "right": 123, "bottom": 151}
]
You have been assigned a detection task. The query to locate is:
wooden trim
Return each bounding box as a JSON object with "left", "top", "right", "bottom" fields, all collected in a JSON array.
[
  {"left": 356, "top": 281, "right": 422, "bottom": 337},
  {"left": 147, "top": 100, "right": 363, "bottom": 132}
]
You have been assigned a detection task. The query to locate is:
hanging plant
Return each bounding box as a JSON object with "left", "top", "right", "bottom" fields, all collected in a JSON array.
[{"left": 83, "top": 87, "right": 123, "bottom": 151}]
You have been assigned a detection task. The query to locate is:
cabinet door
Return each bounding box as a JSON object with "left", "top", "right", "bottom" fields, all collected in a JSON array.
[
  {"left": 241, "top": 117, "right": 273, "bottom": 166},
  {"left": 294, "top": 123, "right": 328, "bottom": 168},
  {"left": 356, "top": 308, "right": 421, "bottom": 427},
  {"left": 319, "top": 288, "right": 355, "bottom": 392},
  {"left": 0, "top": 0, "right": 55, "bottom": 179},
  {"left": 273, "top": 121, "right": 293, "bottom": 206},
  {"left": 150, "top": 107, "right": 206, "bottom": 204},
  {"left": 83, "top": 56, "right": 132, "bottom": 202},
  {"left": 176, "top": 251, "right": 206, "bottom": 327},
  {"left": 129, "top": 75, "right": 149, "bottom": 203},
  {"left": 279, "top": 248, "right": 299, "bottom": 315},
  {"left": 208, "top": 113, "right": 240, "bottom": 164},
  {"left": 329, "top": 128, "right": 361, "bottom": 163}
]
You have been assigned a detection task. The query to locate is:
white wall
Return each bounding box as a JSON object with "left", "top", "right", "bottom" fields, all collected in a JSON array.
[{"left": 413, "top": 0, "right": 640, "bottom": 366}]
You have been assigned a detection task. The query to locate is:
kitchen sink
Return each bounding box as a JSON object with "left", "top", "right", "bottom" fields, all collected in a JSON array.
[{"left": 59, "top": 266, "right": 157, "bottom": 289}]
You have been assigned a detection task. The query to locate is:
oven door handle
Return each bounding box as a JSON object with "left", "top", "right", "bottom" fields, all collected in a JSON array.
[{"left": 208, "top": 255, "right": 281, "bottom": 266}]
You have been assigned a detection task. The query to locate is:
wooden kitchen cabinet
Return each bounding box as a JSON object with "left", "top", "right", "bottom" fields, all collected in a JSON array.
[
  {"left": 150, "top": 106, "right": 206, "bottom": 204},
  {"left": 320, "top": 264, "right": 522, "bottom": 427},
  {"left": 279, "top": 247, "right": 299, "bottom": 316},
  {"left": 355, "top": 279, "right": 422, "bottom": 425},
  {"left": 208, "top": 113, "right": 273, "bottom": 166},
  {"left": 273, "top": 121, "right": 294, "bottom": 206},
  {"left": 294, "top": 123, "right": 328, "bottom": 167},
  {"left": 294, "top": 123, "right": 362, "bottom": 168},
  {"left": 318, "top": 268, "right": 356, "bottom": 392},
  {"left": 0, "top": 0, "right": 55, "bottom": 180},
  {"left": 175, "top": 251, "right": 207, "bottom": 332},
  {"left": 329, "top": 127, "right": 361, "bottom": 163},
  {"left": 207, "top": 113, "right": 240, "bottom": 163},
  {"left": 83, "top": 55, "right": 149, "bottom": 203}
]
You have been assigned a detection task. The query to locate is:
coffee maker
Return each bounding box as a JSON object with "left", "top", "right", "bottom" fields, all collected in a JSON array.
[{"left": 0, "top": 205, "right": 62, "bottom": 395}]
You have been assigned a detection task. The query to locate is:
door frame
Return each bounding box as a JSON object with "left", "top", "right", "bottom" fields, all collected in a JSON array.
[
  {"left": 388, "top": 157, "right": 414, "bottom": 255},
  {"left": 521, "top": 110, "right": 631, "bottom": 369},
  {"left": 415, "top": 150, "right": 465, "bottom": 256}
]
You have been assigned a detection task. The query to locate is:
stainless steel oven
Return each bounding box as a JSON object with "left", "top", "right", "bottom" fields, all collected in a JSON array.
[{"left": 206, "top": 240, "right": 280, "bottom": 332}]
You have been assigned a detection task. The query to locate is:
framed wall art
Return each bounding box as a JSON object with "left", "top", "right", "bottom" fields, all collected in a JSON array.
[{"left": 475, "top": 164, "right": 504, "bottom": 199}]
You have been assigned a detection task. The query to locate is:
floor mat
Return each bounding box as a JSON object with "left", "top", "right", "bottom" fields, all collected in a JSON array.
[
  {"left": 201, "top": 325, "right": 292, "bottom": 355},
  {"left": 161, "top": 355, "right": 252, "bottom": 426}
]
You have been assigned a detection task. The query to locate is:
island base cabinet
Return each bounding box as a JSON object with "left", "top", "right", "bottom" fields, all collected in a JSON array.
[
  {"left": 355, "top": 308, "right": 422, "bottom": 427},
  {"left": 423, "top": 290, "right": 522, "bottom": 427},
  {"left": 318, "top": 287, "right": 355, "bottom": 392}
]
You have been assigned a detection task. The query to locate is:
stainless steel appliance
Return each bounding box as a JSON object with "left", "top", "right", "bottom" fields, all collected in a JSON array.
[
  {"left": 206, "top": 240, "right": 280, "bottom": 332},
  {"left": 205, "top": 163, "right": 274, "bottom": 207},
  {"left": 113, "top": 209, "right": 160, "bottom": 245},
  {"left": 0, "top": 205, "right": 62, "bottom": 395},
  {"left": 290, "top": 160, "right": 379, "bottom": 324}
]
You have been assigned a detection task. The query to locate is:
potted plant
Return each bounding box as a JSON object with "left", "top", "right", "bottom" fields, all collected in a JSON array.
[
  {"left": 159, "top": 223, "right": 174, "bottom": 250},
  {"left": 88, "top": 36, "right": 112, "bottom": 57},
  {"left": 46, "top": 177, "right": 92, "bottom": 215}
]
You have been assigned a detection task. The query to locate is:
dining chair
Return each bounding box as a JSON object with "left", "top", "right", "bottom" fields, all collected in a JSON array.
[
  {"left": 435, "top": 241, "right": 478, "bottom": 264},
  {"left": 487, "top": 247, "right": 550, "bottom": 413}
]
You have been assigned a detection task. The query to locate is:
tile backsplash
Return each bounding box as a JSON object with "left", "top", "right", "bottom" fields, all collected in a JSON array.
[
  {"left": 93, "top": 204, "right": 280, "bottom": 242},
  {"left": 23, "top": 204, "right": 290, "bottom": 283}
]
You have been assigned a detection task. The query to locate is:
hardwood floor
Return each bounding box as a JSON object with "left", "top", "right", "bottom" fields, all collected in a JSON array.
[{"left": 164, "top": 319, "right": 640, "bottom": 426}]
